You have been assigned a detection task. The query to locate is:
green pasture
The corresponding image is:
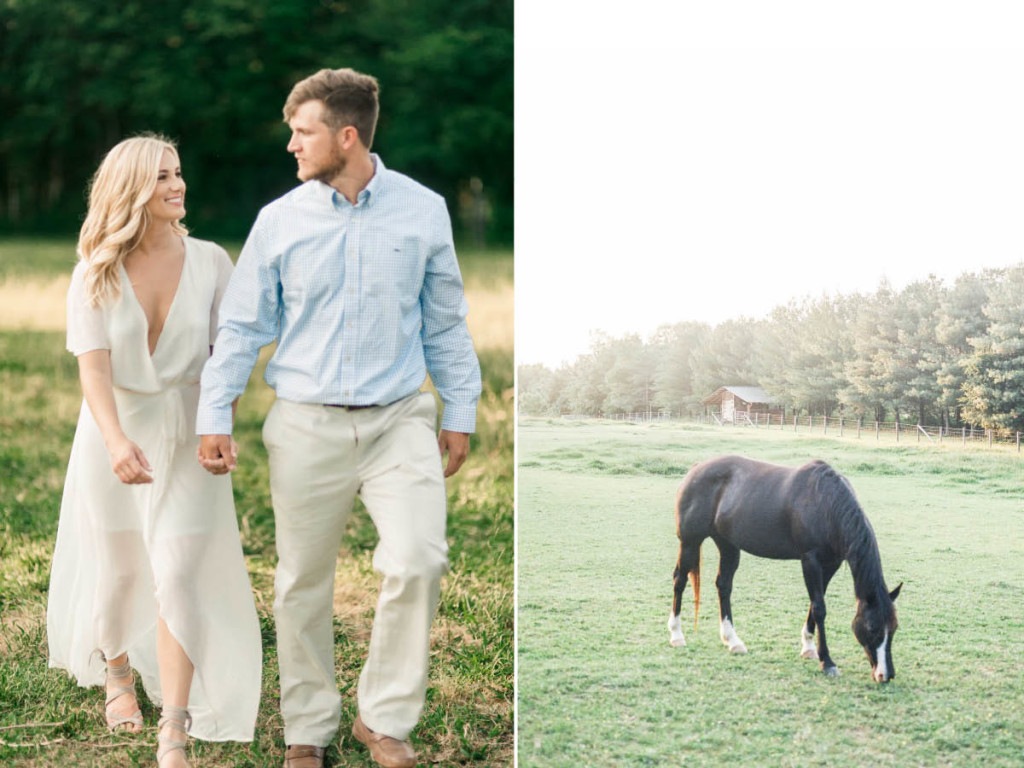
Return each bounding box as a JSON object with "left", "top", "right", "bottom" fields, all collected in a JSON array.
[
  {"left": 0, "top": 245, "right": 513, "bottom": 766},
  {"left": 0, "top": 237, "right": 512, "bottom": 285},
  {"left": 518, "top": 419, "right": 1024, "bottom": 767}
]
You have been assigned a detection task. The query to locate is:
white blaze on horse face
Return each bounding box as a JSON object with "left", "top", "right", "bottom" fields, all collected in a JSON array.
[
  {"left": 720, "top": 619, "right": 747, "bottom": 654},
  {"left": 668, "top": 612, "right": 686, "bottom": 647},
  {"left": 873, "top": 630, "right": 889, "bottom": 682}
]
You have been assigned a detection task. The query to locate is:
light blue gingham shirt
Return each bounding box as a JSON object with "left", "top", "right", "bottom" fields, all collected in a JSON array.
[{"left": 196, "top": 155, "right": 481, "bottom": 435}]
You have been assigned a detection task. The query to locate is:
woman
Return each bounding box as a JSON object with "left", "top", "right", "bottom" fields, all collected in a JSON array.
[{"left": 47, "top": 135, "right": 261, "bottom": 767}]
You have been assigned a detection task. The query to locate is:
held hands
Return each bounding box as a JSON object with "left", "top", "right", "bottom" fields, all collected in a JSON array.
[
  {"left": 107, "top": 436, "right": 154, "bottom": 484},
  {"left": 197, "top": 434, "right": 239, "bottom": 475},
  {"left": 438, "top": 429, "right": 470, "bottom": 478}
]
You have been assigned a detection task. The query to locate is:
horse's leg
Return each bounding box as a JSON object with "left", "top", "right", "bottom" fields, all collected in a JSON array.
[
  {"left": 714, "top": 538, "right": 747, "bottom": 654},
  {"left": 800, "top": 558, "right": 841, "bottom": 660},
  {"left": 800, "top": 604, "right": 818, "bottom": 660},
  {"left": 801, "top": 552, "right": 839, "bottom": 676},
  {"left": 668, "top": 540, "right": 701, "bottom": 647}
]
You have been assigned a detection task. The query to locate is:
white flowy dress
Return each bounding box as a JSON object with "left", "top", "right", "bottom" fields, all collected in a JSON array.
[{"left": 47, "top": 236, "right": 261, "bottom": 741}]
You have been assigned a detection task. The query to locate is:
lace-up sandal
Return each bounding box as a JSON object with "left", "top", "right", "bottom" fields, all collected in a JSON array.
[
  {"left": 157, "top": 705, "right": 192, "bottom": 767},
  {"left": 104, "top": 658, "right": 144, "bottom": 732}
]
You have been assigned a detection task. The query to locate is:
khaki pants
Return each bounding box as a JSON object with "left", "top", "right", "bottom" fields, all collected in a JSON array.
[{"left": 262, "top": 392, "right": 448, "bottom": 746}]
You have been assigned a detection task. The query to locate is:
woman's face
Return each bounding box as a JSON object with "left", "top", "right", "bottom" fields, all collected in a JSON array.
[{"left": 145, "top": 148, "right": 186, "bottom": 223}]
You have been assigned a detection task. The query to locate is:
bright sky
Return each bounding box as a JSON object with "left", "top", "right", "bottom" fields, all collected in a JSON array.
[{"left": 515, "top": 2, "right": 1024, "bottom": 368}]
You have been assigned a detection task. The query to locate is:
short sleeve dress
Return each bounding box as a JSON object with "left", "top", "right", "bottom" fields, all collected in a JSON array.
[{"left": 47, "top": 236, "right": 261, "bottom": 742}]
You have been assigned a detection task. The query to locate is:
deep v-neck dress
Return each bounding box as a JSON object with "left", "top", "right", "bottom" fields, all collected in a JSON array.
[{"left": 47, "top": 236, "right": 261, "bottom": 741}]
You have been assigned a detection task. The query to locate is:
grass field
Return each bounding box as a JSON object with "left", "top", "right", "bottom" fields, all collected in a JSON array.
[
  {"left": 0, "top": 239, "right": 512, "bottom": 766},
  {"left": 518, "top": 419, "right": 1024, "bottom": 767}
]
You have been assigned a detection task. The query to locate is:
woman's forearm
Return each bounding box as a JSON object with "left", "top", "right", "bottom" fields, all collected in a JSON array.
[{"left": 77, "top": 350, "right": 126, "bottom": 448}]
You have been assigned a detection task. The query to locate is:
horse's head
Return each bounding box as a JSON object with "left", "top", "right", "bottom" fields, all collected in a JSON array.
[{"left": 852, "top": 582, "right": 902, "bottom": 682}]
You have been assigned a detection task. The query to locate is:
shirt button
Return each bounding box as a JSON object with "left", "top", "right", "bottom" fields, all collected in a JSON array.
[{"left": 345, "top": 355, "right": 352, "bottom": 362}]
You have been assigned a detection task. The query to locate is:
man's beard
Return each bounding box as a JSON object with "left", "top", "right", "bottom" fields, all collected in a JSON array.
[{"left": 308, "top": 145, "right": 346, "bottom": 184}]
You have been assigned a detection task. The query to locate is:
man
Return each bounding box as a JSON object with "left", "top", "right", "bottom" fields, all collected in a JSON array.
[{"left": 196, "top": 68, "right": 481, "bottom": 768}]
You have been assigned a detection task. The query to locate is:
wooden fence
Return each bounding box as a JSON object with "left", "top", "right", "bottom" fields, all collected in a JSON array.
[
  {"left": 554, "top": 411, "right": 1024, "bottom": 454},
  {"left": 698, "top": 412, "right": 1024, "bottom": 452}
]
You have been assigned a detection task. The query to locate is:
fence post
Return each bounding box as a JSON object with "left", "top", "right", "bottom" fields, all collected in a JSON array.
[
  {"left": 962, "top": 426, "right": 966, "bottom": 447},
  {"left": 823, "top": 416, "right": 827, "bottom": 435},
  {"left": 875, "top": 421, "right": 879, "bottom": 440},
  {"left": 808, "top": 415, "right": 812, "bottom": 430},
  {"left": 917, "top": 424, "right": 920, "bottom": 444},
  {"left": 988, "top": 429, "right": 993, "bottom": 448},
  {"left": 840, "top": 417, "right": 844, "bottom": 437},
  {"left": 1018, "top": 432, "right": 1020, "bottom": 453},
  {"left": 858, "top": 417, "right": 862, "bottom": 439},
  {"left": 896, "top": 422, "right": 900, "bottom": 443},
  {"left": 794, "top": 414, "right": 798, "bottom": 432}
]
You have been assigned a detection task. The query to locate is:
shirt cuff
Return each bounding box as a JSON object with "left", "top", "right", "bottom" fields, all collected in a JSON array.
[
  {"left": 196, "top": 406, "right": 234, "bottom": 436},
  {"left": 440, "top": 403, "right": 477, "bottom": 434}
]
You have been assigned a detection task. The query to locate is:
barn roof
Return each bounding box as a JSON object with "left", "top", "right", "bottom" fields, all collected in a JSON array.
[{"left": 702, "top": 385, "right": 777, "bottom": 405}]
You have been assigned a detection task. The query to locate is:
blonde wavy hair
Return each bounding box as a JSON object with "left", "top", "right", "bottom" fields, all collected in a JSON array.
[{"left": 78, "top": 135, "right": 188, "bottom": 306}]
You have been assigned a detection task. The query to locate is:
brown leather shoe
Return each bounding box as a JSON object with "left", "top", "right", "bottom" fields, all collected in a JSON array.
[
  {"left": 284, "top": 744, "right": 325, "bottom": 768},
  {"left": 352, "top": 715, "right": 417, "bottom": 768}
]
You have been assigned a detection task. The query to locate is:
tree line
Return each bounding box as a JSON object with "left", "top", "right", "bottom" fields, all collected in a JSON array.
[
  {"left": 0, "top": 0, "right": 512, "bottom": 243},
  {"left": 520, "top": 265, "right": 1024, "bottom": 432}
]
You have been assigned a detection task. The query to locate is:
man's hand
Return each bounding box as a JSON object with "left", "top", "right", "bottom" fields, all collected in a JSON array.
[
  {"left": 198, "top": 434, "right": 238, "bottom": 475},
  {"left": 438, "top": 430, "right": 470, "bottom": 478}
]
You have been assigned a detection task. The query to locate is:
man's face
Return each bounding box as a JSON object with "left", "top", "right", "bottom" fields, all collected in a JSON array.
[{"left": 286, "top": 100, "right": 345, "bottom": 183}]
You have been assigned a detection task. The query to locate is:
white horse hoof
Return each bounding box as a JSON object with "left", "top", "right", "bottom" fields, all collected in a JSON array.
[
  {"left": 801, "top": 648, "right": 819, "bottom": 660},
  {"left": 728, "top": 642, "right": 747, "bottom": 654},
  {"left": 669, "top": 637, "right": 686, "bottom": 647},
  {"left": 824, "top": 666, "right": 840, "bottom": 677}
]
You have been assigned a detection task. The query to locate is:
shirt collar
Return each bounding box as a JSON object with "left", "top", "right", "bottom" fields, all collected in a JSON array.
[
  {"left": 313, "top": 153, "right": 387, "bottom": 210},
  {"left": 362, "top": 153, "right": 386, "bottom": 203}
]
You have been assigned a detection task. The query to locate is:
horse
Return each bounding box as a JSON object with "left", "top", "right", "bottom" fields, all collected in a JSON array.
[{"left": 666, "top": 455, "right": 902, "bottom": 682}]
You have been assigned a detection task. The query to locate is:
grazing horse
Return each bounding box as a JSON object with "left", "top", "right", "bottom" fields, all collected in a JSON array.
[{"left": 667, "top": 455, "right": 902, "bottom": 682}]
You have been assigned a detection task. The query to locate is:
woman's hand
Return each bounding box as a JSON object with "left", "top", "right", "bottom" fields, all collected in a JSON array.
[{"left": 107, "top": 436, "right": 154, "bottom": 484}]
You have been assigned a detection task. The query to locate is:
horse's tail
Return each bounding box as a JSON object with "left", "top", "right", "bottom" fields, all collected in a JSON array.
[{"left": 690, "top": 547, "right": 702, "bottom": 631}]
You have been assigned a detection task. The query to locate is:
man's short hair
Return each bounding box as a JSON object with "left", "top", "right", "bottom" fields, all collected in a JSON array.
[{"left": 283, "top": 68, "right": 380, "bottom": 149}]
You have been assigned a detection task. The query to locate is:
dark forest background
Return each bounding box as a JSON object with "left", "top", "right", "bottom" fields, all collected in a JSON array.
[{"left": 0, "top": 0, "right": 512, "bottom": 244}]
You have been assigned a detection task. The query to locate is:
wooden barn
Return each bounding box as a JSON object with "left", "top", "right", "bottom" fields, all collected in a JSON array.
[{"left": 702, "top": 385, "right": 783, "bottom": 424}]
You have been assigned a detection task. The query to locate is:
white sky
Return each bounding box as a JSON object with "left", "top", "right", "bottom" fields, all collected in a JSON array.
[{"left": 515, "top": 2, "right": 1024, "bottom": 368}]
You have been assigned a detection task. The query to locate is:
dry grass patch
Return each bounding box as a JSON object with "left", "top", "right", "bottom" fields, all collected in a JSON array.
[
  {"left": 0, "top": 277, "right": 68, "bottom": 331},
  {"left": 0, "top": 276, "right": 513, "bottom": 353},
  {"left": 332, "top": 565, "right": 379, "bottom": 645},
  {"left": 464, "top": 284, "right": 512, "bottom": 351}
]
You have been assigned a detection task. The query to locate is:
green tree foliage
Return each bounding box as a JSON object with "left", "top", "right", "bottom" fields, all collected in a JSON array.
[
  {"left": 843, "top": 282, "right": 902, "bottom": 421},
  {"left": 519, "top": 362, "right": 561, "bottom": 417},
  {"left": 650, "top": 321, "right": 711, "bottom": 415},
  {"left": 892, "top": 277, "right": 945, "bottom": 425},
  {"left": 758, "top": 296, "right": 854, "bottom": 416},
  {"left": 934, "top": 271, "right": 992, "bottom": 426},
  {"left": 0, "top": 0, "right": 512, "bottom": 242},
  {"left": 602, "top": 335, "right": 656, "bottom": 415},
  {"left": 961, "top": 265, "right": 1024, "bottom": 431},
  {"left": 518, "top": 267, "right": 1024, "bottom": 430},
  {"left": 689, "top": 319, "right": 760, "bottom": 401}
]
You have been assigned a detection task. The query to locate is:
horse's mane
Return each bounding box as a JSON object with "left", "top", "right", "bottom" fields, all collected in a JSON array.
[{"left": 808, "top": 462, "right": 888, "bottom": 601}]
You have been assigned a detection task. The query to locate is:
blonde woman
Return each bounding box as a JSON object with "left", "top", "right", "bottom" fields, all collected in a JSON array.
[{"left": 47, "top": 135, "right": 261, "bottom": 767}]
